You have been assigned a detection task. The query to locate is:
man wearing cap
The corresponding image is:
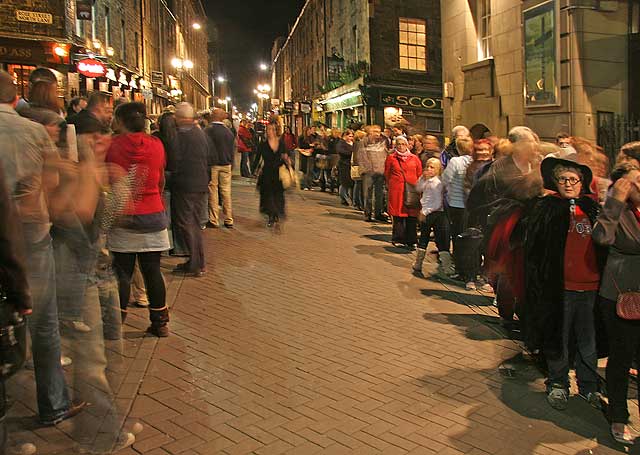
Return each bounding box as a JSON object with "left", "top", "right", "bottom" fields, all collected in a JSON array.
[
  {"left": 205, "top": 108, "right": 235, "bottom": 228},
  {"left": 524, "top": 155, "right": 605, "bottom": 411},
  {"left": 169, "top": 102, "right": 211, "bottom": 277}
]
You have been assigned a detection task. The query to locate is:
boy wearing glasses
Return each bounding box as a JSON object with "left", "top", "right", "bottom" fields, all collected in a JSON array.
[{"left": 523, "top": 156, "right": 606, "bottom": 411}]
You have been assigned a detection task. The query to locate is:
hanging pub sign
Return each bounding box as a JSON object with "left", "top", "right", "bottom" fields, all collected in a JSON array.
[
  {"left": 77, "top": 58, "right": 106, "bottom": 78},
  {"left": 76, "top": 0, "right": 92, "bottom": 20}
]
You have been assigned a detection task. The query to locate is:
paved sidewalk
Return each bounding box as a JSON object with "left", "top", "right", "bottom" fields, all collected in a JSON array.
[{"left": 7, "top": 181, "right": 639, "bottom": 454}]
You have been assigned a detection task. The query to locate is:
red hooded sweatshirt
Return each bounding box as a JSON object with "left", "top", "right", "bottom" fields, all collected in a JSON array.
[{"left": 106, "top": 132, "right": 166, "bottom": 215}]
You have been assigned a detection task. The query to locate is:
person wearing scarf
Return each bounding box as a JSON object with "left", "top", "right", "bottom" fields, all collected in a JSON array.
[{"left": 384, "top": 136, "right": 422, "bottom": 248}]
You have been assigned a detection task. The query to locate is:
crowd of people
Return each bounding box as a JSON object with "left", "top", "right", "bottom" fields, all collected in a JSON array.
[
  {"left": 278, "top": 120, "right": 640, "bottom": 446},
  {"left": 0, "top": 63, "right": 639, "bottom": 451},
  {"left": 0, "top": 67, "right": 239, "bottom": 452}
]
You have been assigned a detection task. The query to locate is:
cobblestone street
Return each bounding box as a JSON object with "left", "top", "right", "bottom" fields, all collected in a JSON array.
[{"left": 7, "top": 181, "right": 639, "bottom": 455}]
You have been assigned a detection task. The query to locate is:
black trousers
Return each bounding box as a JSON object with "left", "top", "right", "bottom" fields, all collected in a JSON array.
[
  {"left": 447, "top": 206, "right": 466, "bottom": 255},
  {"left": 172, "top": 191, "right": 206, "bottom": 272},
  {"left": 112, "top": 251, "right": 168, "bottom": 325},
  {"left": 392, "top": 216, "right": 418, "bottom": 245},
  {"left": 418, "top": 211, "right": 450, "bottom": 251},
  {"left": 600, "top": 297, "right": 640, "bottom": 424}
]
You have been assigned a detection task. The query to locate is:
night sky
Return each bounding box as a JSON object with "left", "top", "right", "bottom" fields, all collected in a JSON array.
[{"left": 205, "top": 0, "right": 306, "bottom": 109}]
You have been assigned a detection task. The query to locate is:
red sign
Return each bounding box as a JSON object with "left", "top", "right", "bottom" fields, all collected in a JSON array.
[{"left": 77, "top": 58, "right": 106, "bottom": 78}]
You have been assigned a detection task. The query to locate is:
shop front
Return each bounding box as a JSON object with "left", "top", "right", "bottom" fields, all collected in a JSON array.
[
  {"left": 320, "top": 78, "right": 365, "bottom": 130},
  {"left": 0, "top": 37, "right": 70, "bottom": 104},
  {"left": 364, "top": 85, "right": 444, "bottom": 135}
]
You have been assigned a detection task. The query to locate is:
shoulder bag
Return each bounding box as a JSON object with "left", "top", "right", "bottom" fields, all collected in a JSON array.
[
  {"left": 350, "top": 148, "right": 361, "bottom": 181},
  {"left": 395, "top": 155, "right": 421, "bottom": 209},
  {"left": 279, "top": 163, "right": 297, "bottom": 190},
  {"left": 613, "top": 278, "right": 640, "bottom": 320}
]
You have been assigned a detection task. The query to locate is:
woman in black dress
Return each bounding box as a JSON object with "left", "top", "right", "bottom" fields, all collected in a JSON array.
[{"left": 258, "top": 122, "right": 289, "bottom": 228}]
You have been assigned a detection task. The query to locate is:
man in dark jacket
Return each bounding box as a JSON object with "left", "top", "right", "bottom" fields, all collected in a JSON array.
[
  {"left": 67, "top": 91, "right": 113, "bottom": 135},
  {"left": 169, "top": 103, "right": 211, "bottom": 277},
  {"left": 205, "top": 108, "right": 235, "bottom": 228}
]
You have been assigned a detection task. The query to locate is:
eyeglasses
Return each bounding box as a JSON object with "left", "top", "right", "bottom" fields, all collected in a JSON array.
[{"left": 556, "top": 177, "right": 581, "bottom": 186}]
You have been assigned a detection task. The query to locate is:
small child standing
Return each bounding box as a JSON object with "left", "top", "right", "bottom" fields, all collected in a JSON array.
[{"left": 412, "top": 158, "right": 452, "bottom": 275}]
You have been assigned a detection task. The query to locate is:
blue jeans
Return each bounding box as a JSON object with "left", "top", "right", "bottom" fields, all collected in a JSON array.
[
  {"left": 352, "top": 180, "right": 363, "bottom": 209},
  {"left": 363, "top": 173, "right": 385, "bottom": 217},
  {"left": 52, "top": 223, "right": 96, "bottom": 321},
  {"left": 546, "top": 290, "right": 598, "bottom": 395},
  {"left": 24, "top": 227, "right": 71, "bottom": 421}
]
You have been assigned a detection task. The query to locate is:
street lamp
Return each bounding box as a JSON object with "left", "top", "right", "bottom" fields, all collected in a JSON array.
[
  {"left": 259, "top": 62, "right": 268, "bottom": 71},
  {"left": 171, "top": 58, "right": 183, "bottom": 70},
  {"left": 192, "top": 22, "right": 202, "bottom": 30}
]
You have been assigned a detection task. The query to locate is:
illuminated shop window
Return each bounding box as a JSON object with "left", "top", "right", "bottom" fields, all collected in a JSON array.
[{"left": 399, "top": 18, "right": 427, "bottom": 71}]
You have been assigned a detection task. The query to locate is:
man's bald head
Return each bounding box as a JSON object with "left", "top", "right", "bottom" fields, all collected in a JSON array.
[
  {"left": 0, "top": 70, "right": 17, "bottom": 104},
  {"left": 211, "top": 108, "right": 227, "bottom": 122}
]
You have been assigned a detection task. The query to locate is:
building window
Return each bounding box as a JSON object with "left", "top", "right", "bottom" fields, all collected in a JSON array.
[
  {"left": 399, "top": 18, "right": 426, "bottom": 71},
  {"left": 478, "top": 0, "right": 492, "bottom": 60},
  {"left": 121, "top": 19, "right": 126, "bottom": 61},
  {"left": 104, "top": 6, "right": 111, "bottom": 47}
]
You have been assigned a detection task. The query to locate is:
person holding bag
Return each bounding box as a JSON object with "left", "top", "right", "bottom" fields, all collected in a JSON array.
[
  {"left": 592, "top": 162, "right": 640, "bottom": 446},
  {"left": 384, "top": 136, "right": 422, "bottom": 248},
  {"left": 258, "top": 121, "right": 289, "bottom": 229}
]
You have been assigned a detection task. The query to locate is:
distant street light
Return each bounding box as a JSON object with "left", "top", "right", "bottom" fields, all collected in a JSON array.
[
  {"left": 171, "top": 57, "right": 183, "bottom": 69},
  {"left": 217, "top": 76, "right": 225, "bottom": 82},
  {"left": 259, "top": 63, "right": 268, "bottom": 71},
  {"left": 192, "top": 22, "right": 202, "bottom": 30},
  {"left": 183, "top": 59, "right": 194, "bottom": 69}
]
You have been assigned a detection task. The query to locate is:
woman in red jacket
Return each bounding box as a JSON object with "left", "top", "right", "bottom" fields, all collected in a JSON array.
[
  {"left": 385, "top": 136, "right": 423, "bottom": 249},
  {"left": 106, "top": 102, "right": 170, "bottom": 337}
]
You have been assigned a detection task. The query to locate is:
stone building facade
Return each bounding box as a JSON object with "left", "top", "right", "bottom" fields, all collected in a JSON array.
[
  {"left": 442, "top": 0, "right": 631, "bottom": 147},
  {"left": 0, "top": 0, "right": 210, "bottom": 114},
  {"left": 272, "top": 0, "right": 443, "bottom": 136}
]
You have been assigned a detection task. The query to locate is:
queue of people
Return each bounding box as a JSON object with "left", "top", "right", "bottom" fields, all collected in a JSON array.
[
  {"left": 286, "top": 120, "right": 639, "bottom": 446},
  {"left": 0, "top": 67, "right": 242, "bottom": 452}
]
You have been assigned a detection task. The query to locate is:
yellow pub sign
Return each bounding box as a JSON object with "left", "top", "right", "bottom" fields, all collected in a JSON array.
[{"left": 16, "top": 10, "right": 53, "bottom": 25}]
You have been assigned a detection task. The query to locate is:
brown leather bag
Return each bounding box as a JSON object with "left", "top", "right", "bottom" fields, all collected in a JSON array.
[{"left": 613, "top": 279, "right": 640, "bottom": 320}]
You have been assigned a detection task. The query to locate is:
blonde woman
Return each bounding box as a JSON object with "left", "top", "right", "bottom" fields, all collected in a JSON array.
[{"left": 413, "top": 158, "right": 450, "bottom": 274}]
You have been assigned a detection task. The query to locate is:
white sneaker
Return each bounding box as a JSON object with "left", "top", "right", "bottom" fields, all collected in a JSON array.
[
  {"left": 69, "top": 321, "right": 91, "bottom": 332},
  {"left": 25, "top": 356, "right": 72, "bottom": 370},
  {"left": 465, "top": 281, "right": 477, "bottom": 291}
]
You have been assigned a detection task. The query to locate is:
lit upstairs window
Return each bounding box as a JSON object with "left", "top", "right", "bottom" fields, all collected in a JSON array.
[{"left": 399, "top": 18, "right": 427, "bottom": 71}]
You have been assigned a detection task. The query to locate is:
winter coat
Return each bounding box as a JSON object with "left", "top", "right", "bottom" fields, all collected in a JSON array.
[
  {"left": 237, "top": 125, "right": 254, "bottom": 153},
  {"left": 593, "top": 197, "right": 640, "bottom": 302},
  {"left": 384, "top": 152, "right": 422, "bottom": 218},
  {"left": 523, "top": 195, "right": 605, "bottom": 358},
  {"left": 106, "top": 132, "right": 166, "bottom": 215}
]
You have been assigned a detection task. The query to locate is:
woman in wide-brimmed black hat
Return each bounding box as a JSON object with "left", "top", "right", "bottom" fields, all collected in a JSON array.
[{"left": 523, "top": 156, "right": 607, "bottom": 411}]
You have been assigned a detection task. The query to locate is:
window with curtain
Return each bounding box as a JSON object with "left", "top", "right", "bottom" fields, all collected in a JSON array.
[{"left": 399, "top": 18, "right": 427, "bottom": 71}]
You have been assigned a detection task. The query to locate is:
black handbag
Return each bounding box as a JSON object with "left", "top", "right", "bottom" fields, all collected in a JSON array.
[
  {"left": 395, "top": 156, "right": 421, "bottom": 209},
  {"left": 0, "top": 288, "right": 27, "bottom": 380}
]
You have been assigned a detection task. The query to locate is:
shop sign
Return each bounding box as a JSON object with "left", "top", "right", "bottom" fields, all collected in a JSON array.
[
  {"left": 154, "top": 87, "right": 170, "bottom": 99},
  {"left": 76, "top": 0, "right": 92, "bottom": 20},
  {"left": 300, "top": 102, "right": 311, "bottom": 114},
  {"left": 151, "top": 71, "right": 163, "bottom": 85},
  {"left": 380, "top": 93, "right": 442, "bottom": 111},
  {"left": 325, "top": 94, "right": 362, "bottom": 112},
  {"left": 284, "top": 101, "right": 294, "bottom": 111},
  {"left": 77, "top": 58, "right": 106, "bottom": 78},
  {"left": 16, "top": 10, "right": 53, "bottom": 24},
  {"left": 142, "top": 89, "right": 153, "bottom": 100},
  {"left": 0, "top": 40, "right": 45, "bottom": 63}
]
